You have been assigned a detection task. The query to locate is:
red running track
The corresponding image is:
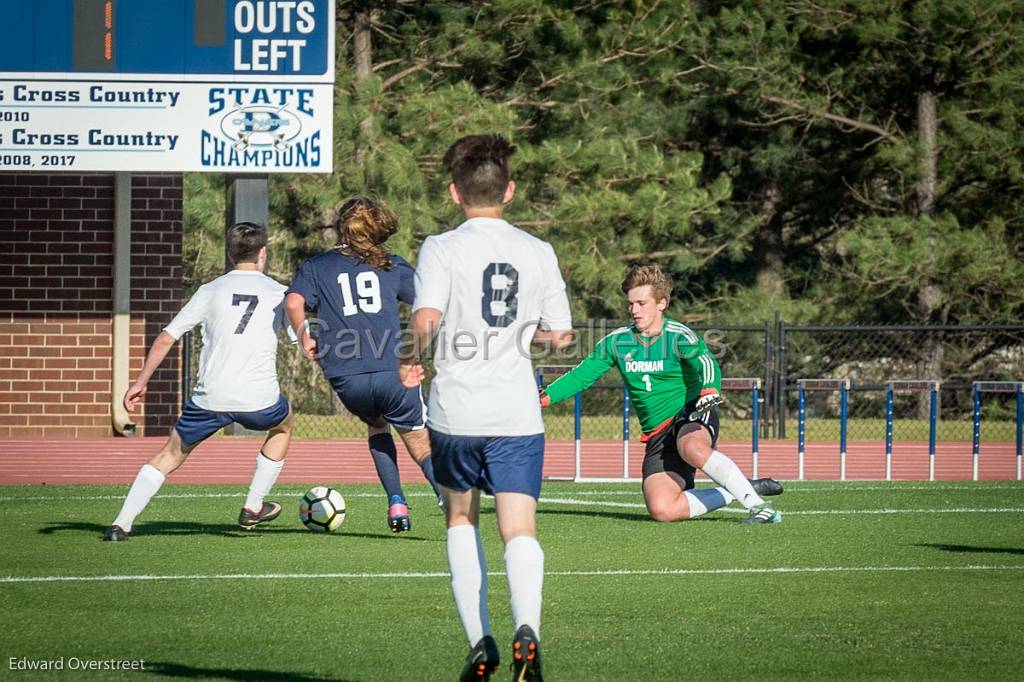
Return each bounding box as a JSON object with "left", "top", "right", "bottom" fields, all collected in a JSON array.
[{"left": 0, "top": 438, "right": 1019, "bottom": 485}]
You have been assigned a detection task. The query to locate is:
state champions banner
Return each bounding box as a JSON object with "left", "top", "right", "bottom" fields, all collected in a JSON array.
[{"left": 0, "top": 0, "right": 335, "bottom": 174}]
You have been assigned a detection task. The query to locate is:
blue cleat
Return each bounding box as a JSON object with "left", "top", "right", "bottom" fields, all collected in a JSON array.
[
  {"left": 387, "top": 495, "right": 411, "bottom": 533},
  {"left": 742, "top": 505, "right": 782, "bottom": 524}
]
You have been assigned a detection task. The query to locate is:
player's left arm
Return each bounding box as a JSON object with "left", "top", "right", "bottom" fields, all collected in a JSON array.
[
  {"left": 532, "top": 242, "right": 574, "bottom": 351},
  {"left": 394, "top": 256, "right": 416, "bottom": 305},
  {"left": 676, "top": 331, "right": 723, "bottom": 409}
]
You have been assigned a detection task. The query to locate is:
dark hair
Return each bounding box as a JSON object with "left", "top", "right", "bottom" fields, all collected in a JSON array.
[
  {"left": 335, "top": 197, "right": 398, "bottom": 271},
  {"left": 622, "top": 263, "right": 673, "bottom": 303},
  {"left": 226, "top": 222, "right": 268, "bottom": 265},
  {"left": 442, "top": 134, "right": 517, "bottom": 207}
]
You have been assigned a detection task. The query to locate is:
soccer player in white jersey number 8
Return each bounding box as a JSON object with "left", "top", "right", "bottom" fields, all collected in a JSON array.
[
  {"left": 400, "top": 135, "right": 573, "bottom": 682},
  {"left": 103, "top": 223, "right": 295, "bottom": 542},
  {"left": 541, "top": 263, "right": 784, "bottom": 525}
]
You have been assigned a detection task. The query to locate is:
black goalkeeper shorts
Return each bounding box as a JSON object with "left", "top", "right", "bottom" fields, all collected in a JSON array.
[{"left": 641, "top": 399, "right": 720, "bottom": 484}]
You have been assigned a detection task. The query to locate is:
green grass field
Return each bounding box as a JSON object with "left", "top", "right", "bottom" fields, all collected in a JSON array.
[{"left": 2, "top": 482, "right": 1023, "bottom": 680}]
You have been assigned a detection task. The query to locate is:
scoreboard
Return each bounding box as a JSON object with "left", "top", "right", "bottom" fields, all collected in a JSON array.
[
  {"left": 0, "top": 0, "right": 335, "bottom": 173},
  {"left": 0, "top": 0, "right": 330, "bottom": 78}
]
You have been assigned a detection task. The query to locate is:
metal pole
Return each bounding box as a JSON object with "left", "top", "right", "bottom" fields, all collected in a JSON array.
[
  {"left": 928, "top": 383, "right": 938, "bottom": 482},
  {"left": 972, "top": 384, "right": 980, "bottom": 482},
  {"left": 182, "top": 330, "right": 192, "bottom": 410},
  {"left": 1016, "top": 383, "right": 1022, "bottom": 481},
  {"left": 622, "top": 385, "right": 630, "bottom": 479},
  {"left": 574, "top": 393, "right": 582, "bottom": 481},
  {"left": 763, "top": 320, "right": 771, "bottom": 440},
  {"left": 778, "top": 315, "right": 788, "bottom": 439},
  {"left": 885, "top": 384, "right": 893, "bottom": 481},
  {"left": 751, "top": 383, "right": 760, "bottom": 479},
  {"left": 798, "top": 383, "right": 806, "bottom": 480},
  {"left": 839, "top": 380, "right": 848, "bottom": 481}
]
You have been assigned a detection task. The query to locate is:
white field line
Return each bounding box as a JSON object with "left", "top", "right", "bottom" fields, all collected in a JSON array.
[
  {"left": 2, "top": 482, "right": 1021, "bottom": 503},
  {"left": 538, "top": 496, "right": 1024, "bottom": 515},
  {"left": 2, "top": 564, "right": 1022, "bottom": 585},
  {"left": 2, "top": 491, "right": 1024, "bottom": 519},
  {"left": 554, "top": 485, "right": 1024, "bottom": 494}
]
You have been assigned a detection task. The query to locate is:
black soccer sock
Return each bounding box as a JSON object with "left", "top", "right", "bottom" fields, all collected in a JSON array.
[{"left": 368, "top": 433, "right": 405, "bottom": 502}]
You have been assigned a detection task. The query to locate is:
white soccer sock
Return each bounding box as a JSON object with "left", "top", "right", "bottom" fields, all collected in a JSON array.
[
  {"left": 112, "top": 464, "right": 165, "bottom": 532},
  {"left": 447, "top": 524, "right": 491, "bottom": 646},
  {"left": 701, "top": 450, "right": 765, "bottom": 509},
  {"left": 682, "top": 487, "right": 735, "bottom": 519},
  {"left": 504, "top": 535, "right": 544, "bottom": 637},
  {"left": 243, "top": 451, "right": 285, "bottom": 513}
]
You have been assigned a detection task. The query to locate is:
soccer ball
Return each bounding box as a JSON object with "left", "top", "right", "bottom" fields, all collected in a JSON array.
[{"left": 299, "top": 486, "right": 346, "bottom": 532}]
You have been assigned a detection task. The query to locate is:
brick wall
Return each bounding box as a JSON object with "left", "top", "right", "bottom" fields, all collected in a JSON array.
[{"left": 0, "top": 174, "right": 183, "bottom": 437}]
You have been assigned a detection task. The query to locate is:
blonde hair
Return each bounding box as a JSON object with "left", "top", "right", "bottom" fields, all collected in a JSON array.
[
  {"left": 335, "top": 197, "right": 398, "bottom": 270},
  {"left": 621, "top": 263, "right": 673, "bottom": 303}
]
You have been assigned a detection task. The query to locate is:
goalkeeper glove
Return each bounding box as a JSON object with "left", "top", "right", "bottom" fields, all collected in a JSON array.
[{"left": 691, "top": 389, "right": 725, "bottom": 419}]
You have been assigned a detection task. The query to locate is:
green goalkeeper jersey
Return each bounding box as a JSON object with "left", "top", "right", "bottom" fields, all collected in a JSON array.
[{"left": 544, "top": 318, "right": 721, "bottom": 435}]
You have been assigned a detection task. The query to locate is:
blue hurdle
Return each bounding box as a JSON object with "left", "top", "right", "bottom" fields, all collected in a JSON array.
[
  {"left": 535, "top": 365, "right": 578, "bottom": 481},
  {"left": 720, "top": 378, "right": 762, "bottom": 478},
  {"left": 885, "top": 381, "right": 940, "bottom": 481},
  {"left": 797, "top": 379, "right": 850, "bottom": 480},
  {"left": 971, "top": 381, "right": 1024, "bottom": 481}
]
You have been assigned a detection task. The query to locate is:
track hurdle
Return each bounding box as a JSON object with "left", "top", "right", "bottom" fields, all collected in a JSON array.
[
  {"left": 797, "top": 379, "right": 850, "bottom": 480},
  {"left": 536, "top": 366, "right": 579, "bottom": 481},
  {"left": 971, "top": 381, "right": 1023, "bottom": 481},
  {"left": 720, "top": 378, "right": 762, "bottom": 478},
  {"left": 885, "top": 381, "right": 940, "bottom": 481}
]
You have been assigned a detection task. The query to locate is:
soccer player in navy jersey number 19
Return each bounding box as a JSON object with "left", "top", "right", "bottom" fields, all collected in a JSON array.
[{"left": 285, "top": 198, "right": 443, "bottom": 533}]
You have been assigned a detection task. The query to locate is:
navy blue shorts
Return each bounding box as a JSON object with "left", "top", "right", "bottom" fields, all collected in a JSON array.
[
  {"left": 429, "top": 431, "right": 545, "bottom": 499},
  {"left": 328, "top": 371, "right": 425, "bottom": 431},
  {"left": 174, "top": 395, "right": 290, "bottom": 448}
]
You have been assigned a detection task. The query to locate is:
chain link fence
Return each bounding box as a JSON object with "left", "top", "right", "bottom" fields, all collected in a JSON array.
[
  {"left": 182, "top": 321, "right": 1024, "bottom": 443},
  {"left": 774, "top": 324, "right": 1024, "bottom": 441}
]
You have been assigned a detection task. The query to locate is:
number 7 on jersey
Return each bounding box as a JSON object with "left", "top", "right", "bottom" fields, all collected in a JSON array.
[{"left": 232, "top": 294, "right": 259, "bottom": 333}]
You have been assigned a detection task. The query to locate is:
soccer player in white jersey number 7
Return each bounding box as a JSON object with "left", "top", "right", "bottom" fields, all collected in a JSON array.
[
  {"left": 103, "top": 223, "right": 295, "bottom": 541},
  {"left": 400, "top": 135, "right": 573, "bottom": 681}
]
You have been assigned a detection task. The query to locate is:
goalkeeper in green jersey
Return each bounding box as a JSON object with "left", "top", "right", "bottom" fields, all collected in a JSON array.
[{"left": 541, "top": 264, "right": 783, "bottom": 524}]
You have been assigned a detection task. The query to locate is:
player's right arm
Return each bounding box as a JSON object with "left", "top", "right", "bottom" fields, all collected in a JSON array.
[
  {"left": 542, "top": 335, "right": 616, "bottom": 406},
  {"left": 123, "top": 332, "right": 176, "bottom": 413},
  {"left": 126, "top": 286, "right": 210, "bottom": 412},
  {"left": 285, "top": 260, "right": 318, "bottom": 360},
  {"left": 401, "top": 237, "right": 448, "bottom": 387}
]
